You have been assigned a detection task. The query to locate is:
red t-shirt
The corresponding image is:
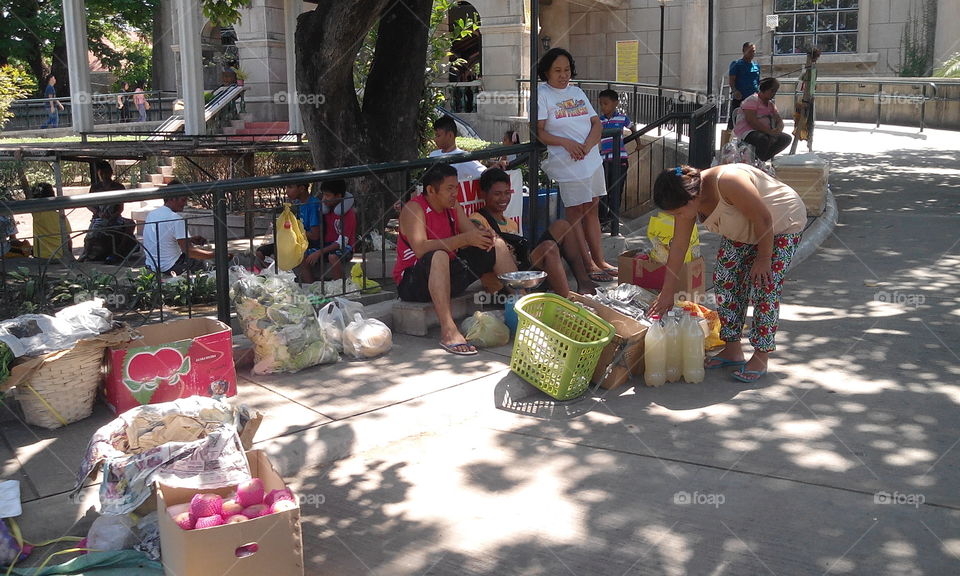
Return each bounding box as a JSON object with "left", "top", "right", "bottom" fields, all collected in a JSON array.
[{"left": 392, "top": 194, "right": 459, "bottom": 284}]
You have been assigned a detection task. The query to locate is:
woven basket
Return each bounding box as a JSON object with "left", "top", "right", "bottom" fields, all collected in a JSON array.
[{"left": 13, "top": 327, "right": 134, "bottom": 429}]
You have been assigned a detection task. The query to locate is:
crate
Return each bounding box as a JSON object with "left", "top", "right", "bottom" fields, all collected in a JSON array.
[{"left": 510, "top": 293, "right": 615, "bottom": 400}]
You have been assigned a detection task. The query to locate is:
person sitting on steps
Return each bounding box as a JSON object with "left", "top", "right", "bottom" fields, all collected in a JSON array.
[
  {"left": 393, "top": 164, "right": 518, "bottom": 356},
  {"left": 469, "top": 168, "right": 595, "bottom": 298}
]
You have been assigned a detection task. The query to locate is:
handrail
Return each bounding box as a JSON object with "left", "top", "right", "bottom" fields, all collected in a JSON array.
[{"left": 717, "top": 76, "right": 959, "bottom": 132}]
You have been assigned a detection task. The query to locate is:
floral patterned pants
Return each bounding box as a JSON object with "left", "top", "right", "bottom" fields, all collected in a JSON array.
[{"left": 714, "top": 233, "right": 802, "bottom": 352}]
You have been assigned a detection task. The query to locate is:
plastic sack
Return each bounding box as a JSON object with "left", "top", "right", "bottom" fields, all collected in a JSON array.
[
  {"left": 342, "top": 313, "right": 392, "bottom": 359},
  {"left": 86, "top": 514, "right": 138, "bottom": 551},
  {"left": 0, "top": 298, "right": 113, "bottom": 358},
  {"left": 275, "top": 203, "right": 308, "bottom": 271},
  {"left": 351, "top": 263, "right": 381, "bottom": 294},
  {"left": 647, "top": 211, "right": 700, "bottom": 263},
  {"left": 231, "top": 266, "right": 338, "bottom": 374},
  {"left": 317, "top": 297, "right": 364, "bottom": 352},
  {"left": 460, "top": 311, "right": 510, "bottom": 348}
]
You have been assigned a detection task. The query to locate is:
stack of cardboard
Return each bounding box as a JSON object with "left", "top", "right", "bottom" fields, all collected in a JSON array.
[{"left": 774, "top": 153, "right": 829, "bottom": 216}]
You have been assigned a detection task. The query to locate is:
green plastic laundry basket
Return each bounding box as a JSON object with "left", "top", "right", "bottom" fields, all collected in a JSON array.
[{"left": 510, "top": 293, "right": 615, "bottom": 400}]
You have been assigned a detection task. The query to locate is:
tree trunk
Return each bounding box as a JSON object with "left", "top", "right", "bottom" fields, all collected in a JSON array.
[
  {"left": 51, "top": 35, "right": 69, "bottom": 96},
  {"left": 295, "top": 0, "right": 432, "bottom": 233}
]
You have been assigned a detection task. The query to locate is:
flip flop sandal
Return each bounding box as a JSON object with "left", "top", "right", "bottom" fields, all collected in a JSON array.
[
  {"left": 440, "top": 341, "right": 478, "bottom": 356},
  {"left": 732, "top": 369, "right": 767, "bottom": 383},
  {"left": 705, "top": 357, "right": 748, "bottom": 369},
  {"left": 588, "top": 271, "right": 616, "bottom": 283}
]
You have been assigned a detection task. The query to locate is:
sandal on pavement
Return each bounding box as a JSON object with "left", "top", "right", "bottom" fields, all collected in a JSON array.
[
  {"left": 588, "top": 271, "right": 616, "bottom": 283},
  {"left": 440, "top": 341, "right": 478, "bottom": 356},
  {"left": 732, "top": 368, "right": 767, "bottom": 383},
  {"left": 705, "top": 357, "right": 747, "bottom": 369}
]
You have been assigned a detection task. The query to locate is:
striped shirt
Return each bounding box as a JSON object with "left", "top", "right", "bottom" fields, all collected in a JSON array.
[{"left": 599, "top": 112, "right": 632, "bottom": 160}]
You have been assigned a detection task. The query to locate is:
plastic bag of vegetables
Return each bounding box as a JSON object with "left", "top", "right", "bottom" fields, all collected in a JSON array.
[
  {"left": 231, "top": 266, "right": 338, "bottom": 374},
  {"left": 342, "top": 313, "right": 392, "bottom": 359}
]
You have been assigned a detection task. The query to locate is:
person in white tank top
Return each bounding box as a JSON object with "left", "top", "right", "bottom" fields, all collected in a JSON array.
[{"left": 648, "top": 164, "right": 805, "bottom": 383}]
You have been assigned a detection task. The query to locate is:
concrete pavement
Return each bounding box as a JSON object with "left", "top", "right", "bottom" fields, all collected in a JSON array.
[{"left": 3, "top": 122, "right": 959, "bottom": 574}]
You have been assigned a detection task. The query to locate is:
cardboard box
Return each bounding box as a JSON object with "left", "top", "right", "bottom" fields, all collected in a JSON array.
[
  {"left": 568, "top": 293, "right": 647, "bottom": 390},
  {"left": 103, "top": 317, "right": 237, "bottom": 415},
  {"left": 774, "top": 153, "right": 829, "bottom": 216},
  {"left": 618, "top": 251, "right": 706, "bottom": 299},
  {"left": 157, "top": 450, "right": 304, "bottom": 576}
]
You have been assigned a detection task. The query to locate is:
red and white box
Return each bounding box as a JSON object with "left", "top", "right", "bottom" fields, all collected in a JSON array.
[{"left": 103, "top": 317, "right": 237, "bottom": 414}]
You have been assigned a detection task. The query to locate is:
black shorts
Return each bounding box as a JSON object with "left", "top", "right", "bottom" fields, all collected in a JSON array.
[{"left": 397, "top": 248, "right": 495, "bottom": 302}]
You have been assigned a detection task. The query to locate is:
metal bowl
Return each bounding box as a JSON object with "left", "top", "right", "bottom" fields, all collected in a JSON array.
[{"left": 498, "top": 270, "right": 548, "bottom": 290}]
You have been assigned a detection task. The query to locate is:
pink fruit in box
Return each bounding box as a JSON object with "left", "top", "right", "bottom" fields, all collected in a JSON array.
[
  {"left": 189, "top": 493, "right": 223, "bottom": 523},
  {"left": 221, "top": 498, "right": 244, "bottom": 517},
  {"left": 270, "top": 500, "right": 299, "bottom": 514},
  {"left": 241, "top": 504, "right": 269, "bottom": 519},
  {"left": 167, "top": 502, "right": 190, "bottom": 518},
  {"left": 225, "top": 514, "right": 248, "bottom": 524},
  {"left": 236, "top": 478, "right": 264, "bottom": 508},
  {"left": 173, "top": 512, "right": 194, "bottom": 531},
  {"left": 264, "top": 488, "right": 294, "bottom": 506},
  {"left": 194, "top": 514, "right": 225, "bottom": 529}
]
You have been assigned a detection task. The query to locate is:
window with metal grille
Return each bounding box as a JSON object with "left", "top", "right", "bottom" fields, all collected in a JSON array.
[{"left": 774, "top": 0, "right": 859, "bottom": 55}]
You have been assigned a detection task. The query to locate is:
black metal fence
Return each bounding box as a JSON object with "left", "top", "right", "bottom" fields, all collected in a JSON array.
[
  {"left": 5, "top": 91, "right": 177, "bottom": 131},
  {"left": 0, "top": 103, "right": 715, "bottom": 324}
]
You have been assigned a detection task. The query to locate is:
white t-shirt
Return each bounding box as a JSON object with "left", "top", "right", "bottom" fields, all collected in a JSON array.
[
  {"left": 428, "top": 148, "right": 486, "bottom": 182},
  {"left": 142, "top": 205, "right": 188, "bottom": 272},
  {"left": 537, "top": 83, "right": 603, "bottom": 182}
]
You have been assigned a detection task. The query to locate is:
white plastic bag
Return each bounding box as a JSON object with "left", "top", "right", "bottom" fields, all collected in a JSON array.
[
  {"left": 317, "top": 298, "right": 364, "bottom": 352},
  {"left": 342, "top": 313, "right": 392, "bottom": 359},
  {"left": 460, "top": 311, "right": 510, "bottom": 348},
  {"left": 86, "top": 514, "right": 138, "bottom": 550}
]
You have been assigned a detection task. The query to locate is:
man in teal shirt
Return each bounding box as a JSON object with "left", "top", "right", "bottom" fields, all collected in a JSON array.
[{"left": 728, "top": 42, "right": 760, "bottom": 129}]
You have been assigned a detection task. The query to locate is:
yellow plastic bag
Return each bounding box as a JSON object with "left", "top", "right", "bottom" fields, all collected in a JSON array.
[
  {"left": 351, "top": 263, "right": 381, "bottom": 294},
  {"left": 678, "top": 301, "right": 724, "bottom": 350},
  {"left": 276, "top": 203, "right": 308, "bottom": 271},
  {"left": 647, "top": 212, "right": 701, "bottom": 263}
]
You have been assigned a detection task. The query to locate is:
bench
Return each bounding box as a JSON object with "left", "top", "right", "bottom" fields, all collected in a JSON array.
[{"left": 392, "top": 292, "right": 477, "bottom": 337}]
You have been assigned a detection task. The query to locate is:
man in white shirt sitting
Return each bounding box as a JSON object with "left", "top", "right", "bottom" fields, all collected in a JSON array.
[{"left": 142, "top": 182, "right": 222, "bottom": 275}]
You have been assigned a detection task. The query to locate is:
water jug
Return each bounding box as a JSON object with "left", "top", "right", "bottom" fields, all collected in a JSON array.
[
  {"left": 664, "top": 311, "right": 682, "bottom": 382},
  {"left": 681, "top": 312, "right": 705, "bottom": 383},
  {"left": 643, "top": 315, "right": 667, "bottom": 387}
]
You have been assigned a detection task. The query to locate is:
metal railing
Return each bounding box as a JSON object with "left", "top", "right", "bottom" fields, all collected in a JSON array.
[
  {"left": 717, "top": 77, "right": 960, "bottom": 132},
  {"left": 5, "top": 91, "right": 177, "bottom": 131},
  {"left": 516, "top": 79, "right": 704, "bottom": 128},
  {"left": 0, "top": 102, "right": 716, "bottom": 323}
]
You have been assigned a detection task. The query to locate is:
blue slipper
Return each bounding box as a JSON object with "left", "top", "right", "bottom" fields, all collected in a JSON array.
[
  {"left": 705, "top": 357, "right": 747, "bottom": 369},
  {"left": 440, "top": 341, "right": 478, "bottom": 356},
  {"left": 732, "top": 369, "right": 767, "bottom": 383}
]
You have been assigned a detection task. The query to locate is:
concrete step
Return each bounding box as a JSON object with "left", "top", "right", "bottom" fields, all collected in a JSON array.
[
  {"left": 222, "top": 127, "right": 237, "bottom": 135},
  {"left": 392, "top": 292, "right": 478, "bottom": 337},
  {"left": 231, "top": 119, "right": 246, "bottom": 129},
  {"left": 160, "top": 165, "right": 175, "bottom": 177}
]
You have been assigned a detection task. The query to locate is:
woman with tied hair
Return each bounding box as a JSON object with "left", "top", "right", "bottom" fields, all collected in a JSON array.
[
  {"left": 648, "top": 164, "right": 806, "bottom": 383},
  {"left": 535, "top": 47, "right": 618, "bottom": 283}
]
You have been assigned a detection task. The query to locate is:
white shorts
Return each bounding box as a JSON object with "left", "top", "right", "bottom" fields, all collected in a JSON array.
[{"left": 557, "top": 167, "right": 606, "bottom": 208}]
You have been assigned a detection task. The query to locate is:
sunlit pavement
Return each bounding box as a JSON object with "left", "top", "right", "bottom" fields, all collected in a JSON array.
[{"left": 5, "top": 122, "right": 959, "bottom": 574}]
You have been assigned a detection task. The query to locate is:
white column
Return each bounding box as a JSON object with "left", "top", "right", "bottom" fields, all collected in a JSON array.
[
  {"left": 63, "top": 0, "right": 93, "bottom": 133},
  {"left": 176, "top": 0, "right": 206, "bottom": 135},
  {"left": 283, "top": 0, "right": 303, "bottom": 132}
]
